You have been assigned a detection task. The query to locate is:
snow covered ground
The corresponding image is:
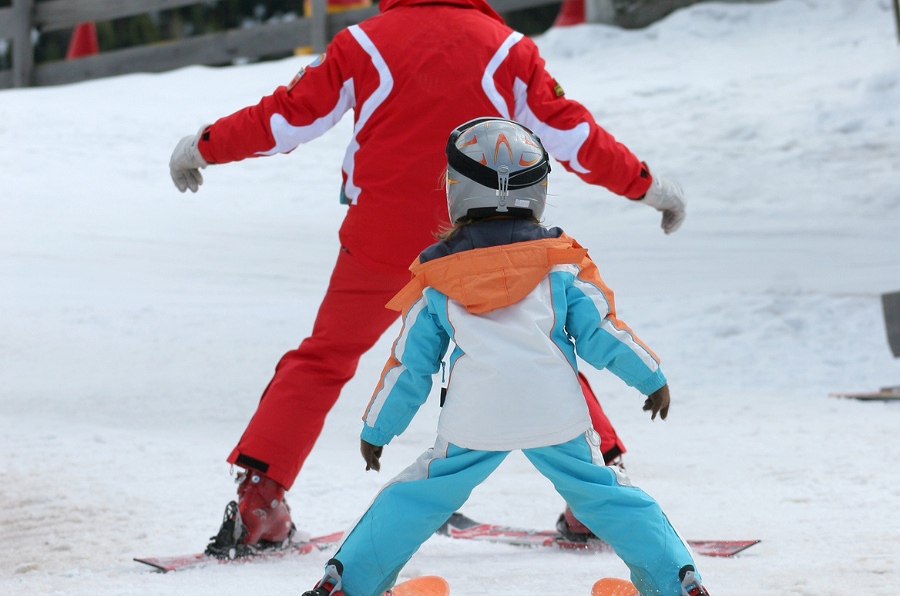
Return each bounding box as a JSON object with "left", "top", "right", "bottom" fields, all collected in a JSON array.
[{"left": 2, "top": 0, "right": 899, "bottom": 594}]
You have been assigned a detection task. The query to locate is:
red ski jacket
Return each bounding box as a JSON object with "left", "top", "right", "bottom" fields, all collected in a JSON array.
[{"left": 198, "top": 0, "right": 652, "bottom": 273}]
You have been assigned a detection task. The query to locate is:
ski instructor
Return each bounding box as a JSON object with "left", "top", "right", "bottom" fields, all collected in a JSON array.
[{"left": 168, "top": 0, "right": 686, "bottom": 556}]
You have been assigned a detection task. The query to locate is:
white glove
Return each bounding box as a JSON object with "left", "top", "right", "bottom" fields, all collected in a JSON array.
[
  {"left": 169, "top": 126, "right": 210, "bottom": 193},
  {"left": 640, "top": 175, "right": 686, "bottom": 234}
]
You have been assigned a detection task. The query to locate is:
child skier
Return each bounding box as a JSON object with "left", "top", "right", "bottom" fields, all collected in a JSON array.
[{"left": 301, "top": 118, "right": 709, "bottom": 596}]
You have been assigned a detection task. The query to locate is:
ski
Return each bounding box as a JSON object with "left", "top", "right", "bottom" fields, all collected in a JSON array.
[
  {"left": 437, "top": 512, "right": 759, "bottom": 558},
  {"left": 591, "top": 578, "right": 638, "bottom": 596},
  {"left": 829, "top": 386, "right": 900, "bottom": 401},
  {"left": 388, "top": 575, "right": 450, "bottom": 596},
  {"left": 134, "top": 530, "right": 345, "bottom": 572}
]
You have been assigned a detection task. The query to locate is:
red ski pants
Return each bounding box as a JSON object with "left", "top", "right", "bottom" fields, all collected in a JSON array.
[{"left": 228, "top": 248, "right": 625, "bottom": 490}]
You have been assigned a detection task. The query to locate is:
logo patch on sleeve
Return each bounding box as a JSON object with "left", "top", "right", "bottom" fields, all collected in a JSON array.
[
  {"left": 287, "top": 53, "right": 326, "bottom": 91},
  {"left": 553, "top": 80, "right": 565, "bottom": 97}
]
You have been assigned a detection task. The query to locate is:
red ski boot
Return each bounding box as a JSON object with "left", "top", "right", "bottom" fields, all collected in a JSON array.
[
  {"left": 556, "top": 505, "right": 596, "bottom": 542},
  {"left": 205, "top": 469, "right": 295, "bottom": 558},
  {"left": 236, "top": 469, "right": 294, "bottom": 545}
]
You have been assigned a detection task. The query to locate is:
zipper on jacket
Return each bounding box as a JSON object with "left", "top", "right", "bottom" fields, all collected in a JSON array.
[{"left": 439, "top": 360, "right": 447, "bottom": 407}]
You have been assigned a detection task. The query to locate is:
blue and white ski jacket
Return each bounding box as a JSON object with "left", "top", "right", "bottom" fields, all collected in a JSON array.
[{"left": 362, "top": 219, "right": 666, "bottom": 451}]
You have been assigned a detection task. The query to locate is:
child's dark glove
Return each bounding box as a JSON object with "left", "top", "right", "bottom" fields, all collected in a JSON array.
[
  {"left": 360, "top": 439, "right": 384, "bottom": 471},
  {"left": 642, "top": 384, "right": 670, "bottom": 420}
]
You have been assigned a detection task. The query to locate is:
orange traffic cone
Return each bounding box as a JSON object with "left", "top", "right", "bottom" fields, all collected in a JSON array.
[
  {"left": 303, "top": 0, "right": 372, "bottom": 17},
  {"left": 297, "top": 0, "right": 372, "bottom": 54},
  {"left": 553, "top": 0, "right": 586, "bottom": 27},
  {"left": 66, "top": 22, "right": 99, "bottom": 59}
]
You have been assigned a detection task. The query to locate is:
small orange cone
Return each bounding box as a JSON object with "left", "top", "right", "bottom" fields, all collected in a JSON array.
[
  {"left": 303, "top": 0, "right": 372, "bottom": 17},
  {"left": 66, "top": 22, "right": 99, "bottom": 59},
  {"left": 553, "top": 0, "right": 586, "bottom": 27},
  {"left": 296, "top": 0, "right": 372, "bottom": 54}
]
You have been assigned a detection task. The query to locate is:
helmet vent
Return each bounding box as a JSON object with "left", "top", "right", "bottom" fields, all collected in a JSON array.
[{"left": 496, "top": 165, "right": 510, "bottom": 207}]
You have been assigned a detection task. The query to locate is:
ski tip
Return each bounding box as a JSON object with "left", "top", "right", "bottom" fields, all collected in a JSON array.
[
  {"left": 829, "top": 386, "right": 900, "bottom": 400},
  {"left": 690, "top": 538, "right": 761, "bottom": 557},
  {"left": 591, "top": 577, "right": 639, "bottom": 596},
  {"left": 388, "top": 575, "right": 450, "bottom": 596},
  {"left": 133, "top": 557, "right": 174, "bottom": 573}
]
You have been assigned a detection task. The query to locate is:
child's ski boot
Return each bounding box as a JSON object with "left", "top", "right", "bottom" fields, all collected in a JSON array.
[
  {"left": 302, "top": 558, "right": 346, "bottom": 596},
  {"left": 680, "top": 565, "right": 711, "bottom": 596}
]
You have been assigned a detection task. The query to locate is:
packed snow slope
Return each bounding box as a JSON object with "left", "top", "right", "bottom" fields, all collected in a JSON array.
[{"left": 1, "top": 1, "right": 898, "bottom": 594}]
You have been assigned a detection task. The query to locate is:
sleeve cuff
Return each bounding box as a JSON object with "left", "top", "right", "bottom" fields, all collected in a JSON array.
[
  {"left": 361, "top": 425, "right": 393, "bottom": 447},
  {"left": 625, "top": 162, "right": 653, "bottom": 200},
  {"left": 635, "top": 368, "right": 667, "bottom": 395},
  {"left": 196, "top": 125, "right": 216, "bottom": 165}
]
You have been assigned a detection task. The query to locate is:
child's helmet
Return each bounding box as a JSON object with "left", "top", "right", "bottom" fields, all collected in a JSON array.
[{"left": 446, "top": 118, "right": 550, "bottom": 224}]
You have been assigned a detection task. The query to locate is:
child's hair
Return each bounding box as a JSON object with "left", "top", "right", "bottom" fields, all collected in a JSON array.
[{"left": 435, "top": 214, "right": 541, "bottom": 241}]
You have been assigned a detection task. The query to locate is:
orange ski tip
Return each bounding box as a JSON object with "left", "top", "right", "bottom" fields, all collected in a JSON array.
[
  {"left": 591, "top": 577, "right": 639, "bottom": 596},
  {"left": 386, "top": 575, "right": 450, "bottom": 596}
]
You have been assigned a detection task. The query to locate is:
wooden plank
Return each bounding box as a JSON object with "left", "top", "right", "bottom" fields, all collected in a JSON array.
[
  {"left": 33, "top": 18, "right": 313, "bottom": 87},
  {"left": 894, "top": 0, "right": 900, "bottom": 44},
  {"left": 11, "top": 0, "right": 33, "bottom": 88},
  {"left": 0, "top": 5, "right": 16, "bottom": 39},
  {"left": 326, "top": 4, "right": 379, "bottom": 35},
  {"left": 489, "top": 0, "right": 562, "bottom": 13},
  {"left": 310, "top": 0, "right": 327, "bottom": 53},
  {"left": 0, "top": 5, "right": 15, "bottom": 88},
  {"left": 26, "top": 0, "right": 564, "bottom": 35},
  {"left": 34, "top": 0, "right": 203, "bottom": 33},
  {"left": 337, "top": 4, "right": 561, "bottom": 40},
  {"left": 4, "top": 0, "right": 570, "bottom": 89},
  {"left": 883, "top": 291, "right": 900, "bottom": 357}
]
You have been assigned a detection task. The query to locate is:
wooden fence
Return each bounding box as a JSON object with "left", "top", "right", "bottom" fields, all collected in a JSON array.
[{"left": 0, "top": 0, "right": 559, "bottom": 89}]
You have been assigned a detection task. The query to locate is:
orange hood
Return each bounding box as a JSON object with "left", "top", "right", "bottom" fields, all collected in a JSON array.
[{"left": 387, "top": 234, "right": 589, "bottom": 314}]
